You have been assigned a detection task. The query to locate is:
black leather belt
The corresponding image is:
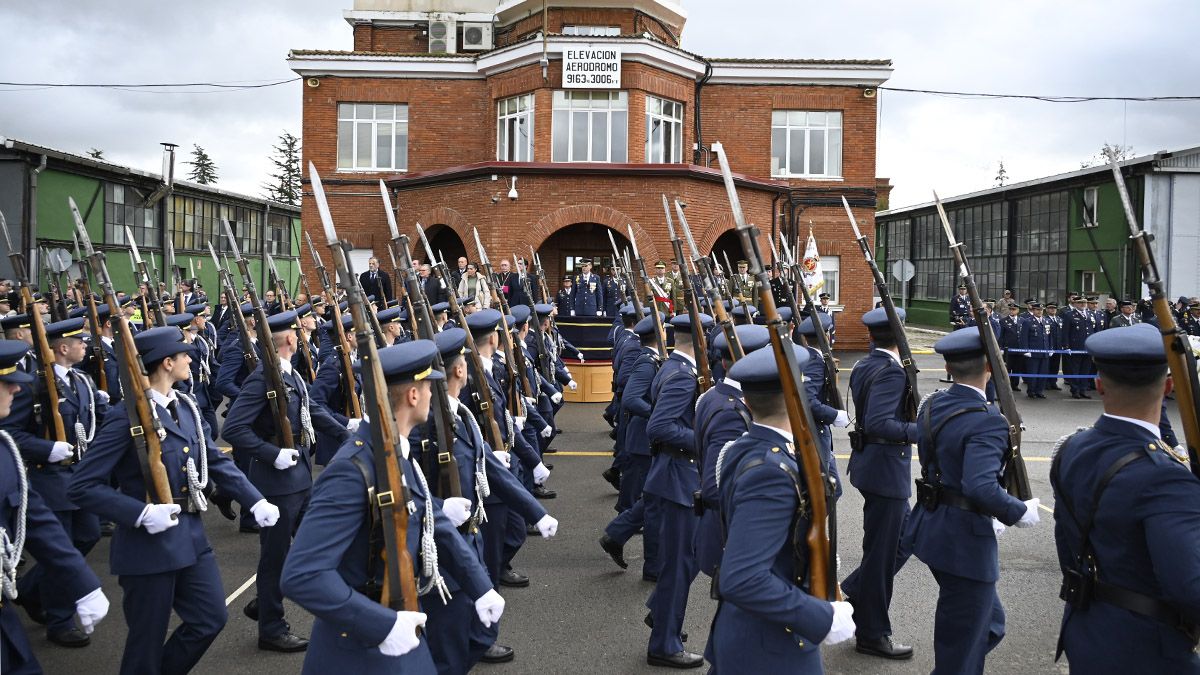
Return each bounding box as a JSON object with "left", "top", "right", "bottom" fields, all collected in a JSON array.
[
  {"left": 1094, "top": 580, "right": 1200, "bottom": 642},
  {"left": 938, "top": 488, "right": 984, "bottom": 515},
  {"left": 865, "top": 437, "right": 909, "bottom": 446},
  {"left": 652, "top": 446, "right": 697, "bottom": 461}
]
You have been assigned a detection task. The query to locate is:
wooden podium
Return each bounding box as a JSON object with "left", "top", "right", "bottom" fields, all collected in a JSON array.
[{"left": 561, "top": 360, "right": 614, "bottom": 403}]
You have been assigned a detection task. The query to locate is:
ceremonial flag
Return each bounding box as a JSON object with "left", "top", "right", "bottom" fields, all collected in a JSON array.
[{"left": 801, "top": 229, "right": 824, "bottom": 293}]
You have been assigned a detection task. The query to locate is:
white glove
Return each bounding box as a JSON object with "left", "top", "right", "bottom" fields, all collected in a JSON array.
[
  {"left": 568, "top": 380, "right": 578, "bottom": 392},
  {"left": 137, "top": 503, "right": 181, "bottom": 534},
  {"left": 533, "top": 462, "right": 551, "bottom": 485},
  {"left": 442, "top": 497, "right": 472, "bottom": 528},
  {"left": 474, "top": 589, "right": 506, "bottom": 628},
  {"left": 95, "top": 390, "right": 110, "bottom": 405},
  {"left": 822, "top": 601, "right": 856, "bottom": 645},
  {"left": 493, "top": 450, "right": 511, "bottom": 468},
  {"left": 48, "top": 441, "right": 74, "bottom": 463},
  {"left": 596, "top": 311, "right": 603, "bottom": 316},
  {"left": 378, "top": 611, "right": 427, "bottom": 656},
  {"left": 992, "top": 518, "right": 1007, "bottom": 538},
  {"left": 540, "top": 425, "right": 554, "bottom": 439},
  {"left": 513, "top": 416, "right": 525, "bottom": 432},
  {"left": 833, "top": 410, "right": 851, "bottom": 428},
  {"left": 74, "top": 587, "right": 109, "bottom": 635},
  {"left": 535, "top": 514, "right": 558, "bottom": 538},
  {"left": 1023, "top": 353, "right": 1032, "bottom": 358},
  {"left": 274, "top": 447, "right": 300, "bottom": 470},
  {"left": 251, "top": 499, "right": 281, "bottom": 528},
  {"left": 525, "top": 396, "right": 538, "bottom": 407},
  {"left": 570, "top": 311, "right": 575, "bottom": 316},
  {"left": 1016, "top": 498, "right": 1041, "bottom": 528},
  {"left": 346, "top": 418, "right": 363, "bottom": 432},
  {"left": 551, "top": 391, "right": 563, "bottom": 404}
]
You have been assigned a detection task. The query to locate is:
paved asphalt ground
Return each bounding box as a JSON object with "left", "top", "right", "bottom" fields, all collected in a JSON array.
[{"left": 24, "top": 345, "right": 1177, "bottom": 674}]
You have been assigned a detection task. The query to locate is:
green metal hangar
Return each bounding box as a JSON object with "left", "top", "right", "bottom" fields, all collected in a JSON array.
[{"left": 874, "top": 145, "right": 1200, "bottom": 328}]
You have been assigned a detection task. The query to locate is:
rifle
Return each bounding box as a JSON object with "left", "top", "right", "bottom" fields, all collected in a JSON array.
[
  {"left": 207, "top": 242, "right": 258, "bottom": 370},
  {"left": 72, "top": 232, "right": 109, "bottom": 393},
  {"left": 843, "top": 195, "right": 919, "bottom": 414},
  {"left": 673, "top": 199, "right": 743, "bottom": 361},
  {"left": 530, "top": 249, "right": 552, "bottom": 306},
  {"left": 128, "top": 229, "right": 167, "bottom": 328},
  {"left": 472, "top": 229, "right": 533, "bottom": 417},
  {"left": 385, "top": 240, "right": 419, "bottom": 337},
  {"left": 779, "top": 234, "right": 841, "bottom": 406},
  {"left": 221, "top": 219, "right": 296, "bottom": 451},
  {"left": 0, "top": 210, "right": 67, "bottom": 447},
  {"left": 310, "top": 162, "right": 421, "bottom": 618},
  {"left": 663, "top": 195, "right": 712, "bottom": 392},
  {"left": 166, "top": 234, "right": 183, "bottom": 313},
  {"left": 1110, "top": 161, "right": 1200, "bottom": 480},
  {"left": 714, "top": 142, "right": 837, "bottom": 601},
  {"left": 607, "top": 230, "right": 640, "bottom": 314},
  {"left": 268, "top": 250, "right": 315, "bottom": 384},
  {"left": 934, "top": 192, "right": 1031, "bottom": 499},
  {"left": 38, "top": 246, "right": 66, "bottom": 322},
  {"left": 514, "top": 253, "right": 553, "bottom": 381},
  {"left": 70, "top": 199, "right": 173, "bottom": 502},
  {"left": 303, "top": 231, "right": 361, "bottom": 419},
  {"left": 266, "top": 251, "right": 293, "bottom": 311},
  {"left": 127, "top": 250, "right": 154, "bottom": 329},
  {"left": 626, "top": 225, "right": 669, "bottom": 359}
]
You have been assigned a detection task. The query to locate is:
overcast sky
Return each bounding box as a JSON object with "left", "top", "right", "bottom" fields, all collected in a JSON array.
[{"left": 1, "top": 0, "right": 1197, "bottom": 208}]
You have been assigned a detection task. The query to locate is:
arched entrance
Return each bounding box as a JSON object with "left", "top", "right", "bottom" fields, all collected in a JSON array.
[
  {"left": 709, "top": 229, "right": 744, "bottom": 275},
  {"left": 426, "top": 224, "right": 468, "bottom": 268},
  {"left": 536, "top": 222, "right": 631, "bottom": 296}
]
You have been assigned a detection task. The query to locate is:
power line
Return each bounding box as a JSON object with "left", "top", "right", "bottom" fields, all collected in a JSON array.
[
  {"left": 878, "top": 85, "right": 1200, "bottom": 103},
  {"left": 0, "top": 77, "right": 301, "bottom": 92}
]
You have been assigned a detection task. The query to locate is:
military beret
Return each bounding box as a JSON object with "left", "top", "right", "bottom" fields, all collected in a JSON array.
[
  {"left": 373, "top": 340, "right": 444, "bottom": 385},
  {"left": 45, "top": 318, "right": 87, "bottom": 341},
  {"left": 712, "top": 324, "right": 770, "bottom": 358},
  {"left": 934, "top": 326, "right": 986, "bottom": 359},
  {"left": 727, "top": 341, "right": 810, "bottom": 393},
  {"left": 267, "top": 310, "right": 299, "bottom": 333},
  {"left": 0, "top": 340, "right": 33, "bottom": 384},
  {"left": 135, "top": 326, "right": 194, "bottom": 363},
  {"left": 798, "top": 311, "right": 834, "bottom": 337},
  {"left": 862, "top": 307, "right": 904, "bottom": 328},
  {"left": 1086, "top": 323, "right": 1165, "bottom": 365}
]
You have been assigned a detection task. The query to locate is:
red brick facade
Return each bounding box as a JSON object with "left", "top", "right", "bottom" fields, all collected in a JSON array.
[{"left": 293, "top": 3, "right": 890, "bottom": 348}]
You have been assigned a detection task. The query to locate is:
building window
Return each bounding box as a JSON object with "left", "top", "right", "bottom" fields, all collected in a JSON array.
[
  {"left": 820, "top": 255, "right": 840, "bottom": 304},
  {"left": 497, "top": 94, "right": 534, "bottom": 162},
  {"left": 645, "top": 96, "right": 683, "bottom": 163},
  {"left": 1080, "top": 271, "right": 1097, "bottom": 294},
  {"left": 105, "top": 183, "right": 156, "bottom": 247},
  {"left": 770, "top": 111, "right": 843, "bottom": 178},
  {"left": 266, "top": 213, "right": 292, "bottom": 256},
  {"left": 562, "top": 25, "right": 620, "bottom": 36},
  {"left": 336, "top": 103, "right": 409, "bottom": 171},
  {"left": 552, "top": 91, "right": 628, "bottom": 163},
  {"left": 1082, "top": 186, "right": 1099, "bottom": 227},
  {"left": 1012, "top": 191, "right": 1069, "bottom": 304},
  {"left": 947, "top": 201, "right": 1008, "bottom": 300}
]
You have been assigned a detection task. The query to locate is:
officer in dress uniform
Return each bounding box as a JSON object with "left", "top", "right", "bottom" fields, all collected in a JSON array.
[
  {"left": 0, "top": 340, "right": 110, "bottom": 674},
  {"left": 603, "top": 265, "right": 626, "bottom": 317},
  {"left": 213, "top": 302, "right": 261, "bottom": 404},
  {"left": 694, "top": 324, "right": 770, "bottom": 578},
  {"left": 1018, "top": 302, "right": 1052, "bottom": 399},
  {"left": 643, "top": 312, "right": 712, "bottom": 669},
  {"left": 816, "top": 293, "right": 837, "bottom": 345},
  {"left": 280, "top": 340, "right": 506, "bottom": 675},
  {"left": 555, "top": 277, "right": 576, "bottom": 317},
  {"left": 1045, "top": 302, "right": 1063, "bottom": 391},
  {"left": 727, "top": 260, "right": 757, "bottom": 305},
  {"left": 998, "top": 304, "right": 1023, "bottom": 392},
  {"left": 573, "top": 260, "right": 605, "bottom": 317},
  {"left": 76, "top": 303, "right": 122, "bottom": 403},
  {"left": 1051, "top": 323, "right": 1200, "bottom": 672},
  {"left": 705, "top": 344, "right": 856, "bottom": 672},
  {"left": 223, "top": 311, "right": 354, "bottom": 652},
  {"left": 798, "top": 312, "right": 849, "bottom": 496},
  {"left": 1062, "top": 296, "right": 1095, "bottom": 399},
  {"left": 842, "top": 307, "right": 917, "bottom": 660},
  {"left": 950, "top": 284, "right": 972, "bottom": 330},
  {"left": 69, "top": 327, "right": 280, "bottom": 675},
  {"left": 902, "top": 327, "right": 1041, "bottom": 674},
  {"left": 4, "top": 317, "right": 107, "bottom": 647},
  {"left": 1108, "top": 299, "right": 1141, "bottom": 327},
  {"left": 180, "top": 306, "right": 220, "bottom": 434}
]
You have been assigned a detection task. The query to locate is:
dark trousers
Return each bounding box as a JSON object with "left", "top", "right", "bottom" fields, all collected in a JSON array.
[
  {"left": 481, "top": 502, "right": 510, "bottom": 585},
  {"left": 646, "top": 501, "right": 698, "bottom": 656},
  {"left": 1025, "top": 357, "right": 1048, "bottom": 395},
  {"left": 18, "top": 508, "right": 100, "bottom": 633},
  {"left": 1, "top": 607, "right": 41, "bottom": 675},
  {"left": 605, "top": 492, "right": 662, "bottom": 579},
  {"left": 1005, "top": 352, "right": 1023, "bottom": 390},
  {"left": 930, "top": 568, "right": 1006, "bottom": 675},
  {"left": 1066, "top": 354, "right": 1091, "bottom": 395},
  {"left": 1048, "top": 352, "right": 1062, "bottom": 387},
  {"left": 118, "top": 549, "right": 228, "bottom": 675},
  {"left": 841, "top": 494, "right": 909, "bottom": 640},
  {"left": 616, "top": 454, "right": 650, "bottom": 513},
  {"left": 502, "top": 503, "right": 527, "bottom": 571},
  {"left": 257, "top": 489, "right": 308, "bottom": 638},
  {"left": 426, "top": 585, "right": 493, "bottom": 675}
]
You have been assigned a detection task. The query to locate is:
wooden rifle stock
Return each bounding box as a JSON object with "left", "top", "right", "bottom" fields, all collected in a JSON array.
[{"left": 664, "top": 196, "right": 712, "bottom": 391}]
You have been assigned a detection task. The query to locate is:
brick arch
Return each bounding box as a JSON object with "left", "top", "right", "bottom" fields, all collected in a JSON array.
[
  {"left": 696, "top": 212, "right": 738, "bottom": 255},
  {"left": 526, "top": 205, "right": 662, "bottom": 263},
  {"left": 415, "top": 206, "right": 473, "bottom": 250}
]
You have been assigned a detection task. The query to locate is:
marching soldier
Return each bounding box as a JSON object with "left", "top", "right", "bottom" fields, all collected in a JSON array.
[
  {"left": 0, "top": 339, "right": 111, "bottom": 674},
  {"left": 310, "top": 314, "right": 362, "bottom": 466},
  {"left": 281, "top": 340, "right": 506, "bottom": 674},
  {"left": 213, "top": 302, "right": 260, "bottom": 403},
  {"left": 1051, "top": 324, "right": 1200, "bottom": 672},
  {"left": 903, "top": 327, "right": 1040, "bottom": 674},
  {"left": 727, "top": 260, "right": 757, "bottom": 304},
  {"left": 573, "top": 259, "right": 605, "bottom": 317},
  {"left": 603, "top": 304, "right": 643, "bottom": 495},
  {"left": 69, "top": 326, "right": 281, "bottom": 675},
  {"left": 1018, "top": 302, "right": 1052, "bottom": 399},
  {"left": 798, "top": 313, "right": 849, "bottom": 495},
  {"left": 706, "top": 344, "right": 856, "bottom": 671},
  {"left": 378, "top": 305, "right": 410, "bottom": 346},
  {"left": 555, "top": 276, "right": 575, "bottom": 316},
  {"left": 843, "top": 307, "right": 917, "bottom": 660},
  {"left": 223, "top": 310, "right": 354, "bottom": 652}
]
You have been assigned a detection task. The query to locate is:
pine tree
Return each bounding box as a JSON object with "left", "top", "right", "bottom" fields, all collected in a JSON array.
[
  {"left": 185, "top": 144, "right": 218, "bottom": 185},
  {"left": 86, "top": 148, "right": 104, "bottom": 160},
  {"left": 994, "top": 160, "right": 1008, "bottom": 187},
  {"left": 263, "top": 132, "right": 302, "bottom": 205}
]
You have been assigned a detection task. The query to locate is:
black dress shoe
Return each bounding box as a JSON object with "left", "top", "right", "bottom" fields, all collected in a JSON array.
[
  {"left": 244, "top": 599, "right": 259, "bottom": 621},
  {"left": 48, "top": 627, "right": 90, "bottom": 648},
  {"left": 543, "top": 446, "right": 558, "bottom": 454},
  {"left": 1047, "top": 385, "right": 1062, "bottom": 390},
  {"left": 258, "top": 632, "right": 309, "bottom": 653},
  {"left": 499, "top": 569, "right": 529, "bottom": 588},
  {"left": 599, "top": 535, "right": 628, "bottom": 569},
  {"left": 646, "top": 650, "right": 703, "bottom": 669},
  {"left": 602, "top": 467, "right": 621, "bottom": 491},
  {"left": 211, "top": 491, "right": 237, "bottom": 521},
  {"left": 855, "top": 636, "right": 914, "bottom": 660},
  {"left": 239, "top": 523, "right": 260, "bottom": 534},
  {"left": 1035, "top": 394, "right": 1047, "bottom": 399},
  {"left": 543, "top": 463, "right": 554, "bottom": 471},
  {"left": 531, "top": 485, "right": 557, "bottom": 500},
  {"left": 14, "top": 592, "right": 46, "bottom": 625},
  {"left": 643, "top": 613, "right": 687, "bottom": 641},
  {"left": 1080, "top": 393, "right": 1092, "bottom": 399},
  {"left": 480, "top": 643, "right": 515, "bottom": 663}
]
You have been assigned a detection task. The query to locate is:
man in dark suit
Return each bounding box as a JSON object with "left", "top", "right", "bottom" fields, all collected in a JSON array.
[
  {"left": 419, "top": 264, "right": 450, "bottom": 305},
  {"left": 358, "top": 257, "right": 392, "bottom": 311}
]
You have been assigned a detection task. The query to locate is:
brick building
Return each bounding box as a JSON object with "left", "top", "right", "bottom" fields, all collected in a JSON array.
[{"left": 289, "top": 0, "right": 892, "bottom": 348}]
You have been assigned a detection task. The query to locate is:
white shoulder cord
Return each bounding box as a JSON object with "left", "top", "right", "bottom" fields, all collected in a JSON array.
[
  {"left": 0, "top": 430, "right": 26, "bottom": 602},
  {"left": 713, "top": 436, "right": 745, "bottom": 491},
  {"left": 455, "top": 400, "right": 490, "bottom": 525},
  {"left": 176, "top": 392, "right": 209, "bottom": 513},
  {"left": 409, "top": 460, "right": 452, "bottom": 605},
  {"left": 69, "top": 370, "right": 98, "bottom": 456},
  {"left": 293, "top": 374, "right": 316, "bottom": 448}
]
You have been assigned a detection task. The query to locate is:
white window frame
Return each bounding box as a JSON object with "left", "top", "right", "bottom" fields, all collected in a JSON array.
[
  {"left": 770, "top": 110, "right": 843, "bottom": 179},
  {"left": 562, "top": 25, "right": 620, "bottom": 36},
  {"left": 497, "top": 94, "right": 535, "bottom": 162},
  {"left": 1080, "top": 271, "right": 1097, "bottom": 294},
  {"left": 645, "top": 95, "right": 684, "bottom": 164},
  {"left": 336, "top": 103, "right": 409, "bottom": 172},
  {"left": 1082, "top": 186, "right": 1100, "bottom": 227},
  {"left": 820, "top": 255, "right": 841, "bottom": 305},
  {"left": 551, "top": 91, "right": 629, "bottom": 163}
]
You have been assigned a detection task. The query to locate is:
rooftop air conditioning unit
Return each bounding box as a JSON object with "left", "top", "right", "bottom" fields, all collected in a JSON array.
[
  {"left": 428, "top": 18, "right": 456, "bottom": 54},
  {"left": 462, "top": 22, "right": 494, "bottom": 50}
]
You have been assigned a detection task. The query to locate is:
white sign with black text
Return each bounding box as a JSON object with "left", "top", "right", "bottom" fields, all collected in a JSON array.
[{"left": 562, "top": 48, "right": 621, "bottom": 89}]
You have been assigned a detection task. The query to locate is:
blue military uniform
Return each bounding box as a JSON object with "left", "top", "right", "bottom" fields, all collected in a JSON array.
[
  {"left": 603, "top": 274, "right": 627, "bottom": 316},
  {"left": 1045, "top": 305, "right": 1063, "bottom": 390},
  {"left": 69, "top": 327, "right": 269, "bottom": 675},
  {"left": 799, "top": 313, "right": 844, "bottom": 499},
  {"left": 223, "top": 310, "right": 351, "bottom": 648},
  {"left": 573, "top": 267, "right": 605, "bottom": 316},
  {"left": 310, "top": 341, "right": 364, "bottom": 465},
  {"left": 902, "top": 328, "right": 1034, "bottom": 674},
  {"left": 555, "top": 281, "right": 575, "bottom": 317},
  {"left": 1051, "top": 324, "right": 1200, "bottom": 673},
  {"left": 843, "top": 307, "right": 917, "bottom": 653},
  {"left": 212, "top": 302, "right": 261, "bottom": 404},
  {"left": 1018, "top": 306, "right": 1053, "bottom": 398},
  {"left": 999, "top": 311, "right": 1023, "bottom": 391},
  {"left": 1061, "top": 301, "right": 1095, "bottom": 398},
  {"left": 281, "top": 340, "right": 497, "bottom": 675},
  {"left": 950, "top": 288, "right": 972, "bottom": 329}
]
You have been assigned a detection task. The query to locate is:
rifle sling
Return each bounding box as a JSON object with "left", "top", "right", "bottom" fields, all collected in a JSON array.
[{"left": 356, "top": 441, "right": 409, "bottom": 612}]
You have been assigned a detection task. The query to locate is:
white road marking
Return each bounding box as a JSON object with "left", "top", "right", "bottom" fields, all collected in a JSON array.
[{"left": 225, "top": 574, "right": 257, "bottom": 606}]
